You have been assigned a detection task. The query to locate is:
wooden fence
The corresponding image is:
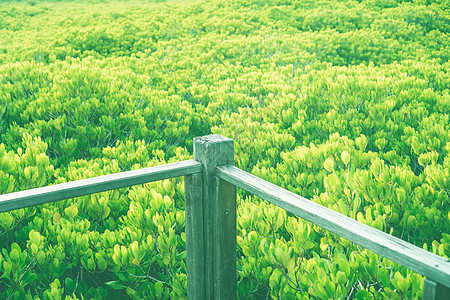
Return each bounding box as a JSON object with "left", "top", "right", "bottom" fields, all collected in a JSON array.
[{"left": 0, "top": 135, "right": 449, "bottom": 299}]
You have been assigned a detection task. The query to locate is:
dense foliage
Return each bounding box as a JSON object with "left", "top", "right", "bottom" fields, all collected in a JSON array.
[{"left": 0, "top": 0, "right": 449, "bottom": 298}]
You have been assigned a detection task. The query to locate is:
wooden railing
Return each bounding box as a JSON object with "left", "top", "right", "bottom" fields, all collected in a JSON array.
[{"left": 0, "top": 135, "right": 449, "bottom": 299}]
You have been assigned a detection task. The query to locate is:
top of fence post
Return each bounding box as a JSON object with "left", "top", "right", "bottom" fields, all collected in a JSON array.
[
  {"left": 192, "top": 134, "right": 236, "bottom": 300},
  {"left": 193, "top": 134, "right": 235, "bottom": 171}
]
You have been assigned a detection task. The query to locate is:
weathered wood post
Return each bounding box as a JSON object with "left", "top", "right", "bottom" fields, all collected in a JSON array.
[
  {"left": 185, "top": 135, "right": 237, "bottom": 299},
  {"left": 423, "top": 279, "right": 450, "bottom": 300}
]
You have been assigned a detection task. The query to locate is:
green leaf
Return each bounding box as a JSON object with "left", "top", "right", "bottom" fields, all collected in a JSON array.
[
  {"left": 65, "top": 278, "right": 75, "bottom": 294},
  {"left": 116, "top": 272, "right": 129, "bottom": 283},
  {"left": 269, "top": 269, "right": 283, "bottom": 290},
  {"left": 9, "top": 249, "right": 19, "bottom": 263},
  {"left": 274, "top": 247, "right": 289, "bottom": 266},
  {"left": 21, "top": 272, "right": 37, "bottom": 286},
  {"left": 126, "top": 287, "right": 138, "bottom": 298},
  {"left": 355, "top": 290, "right": 371, "bottom": 299},
  {"left": 155, "top": 281, "right": 164, "bottom": 298},
  {"left": 398, "top": 277, "right": 410, "bottom": 294},
  {"left": 29, "top": 230, "right": 42, "bottom": 246},
  {"left": 336, "top": 271, "right": 347, "bottom": 285},
  {"left": 248, "top": 231, "right": 258, "bottom": 244},
  {"left": 106, "top": 281, "right": 127, "bottom": 290},
  {"left": 102, "top": 206, "right": 110, "bottom": 219},
  {"left": 324, "top": 278, "right": 335, "bottom": 297},
  {"left": 303, "top": 241, "right": 315, "bottom": 250},
  {"left": 313, "top": 281, "right": 328, "bottom": 299},
  {"left": 324, "top": 158, "right": 334, "bottom": 172},
  {"left": 324, "top": 173, "right": 339, "bottom": 191},
  {"left": 2, "top": 261, "right": 12, "bottom": 277},
  {"left": 341, "top": 151, "right": 350, "bottom": 166},
  {"left": 372, "top": 219, "right": 383, "bottom": 231},
  {"left": 36, "top": 251, "right": 46, "bottom": 265},
  {"left": 392, "top": 272, "right": 410, "bottom": 294},
  {"left": 97, "top": 258, "right": 107, "bottom": 270}
]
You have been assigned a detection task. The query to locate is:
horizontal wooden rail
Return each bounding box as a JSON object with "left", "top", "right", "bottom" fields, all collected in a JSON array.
[
  {"left": 216, "top": 165, "right": 450, "bottom": 289},
  {"left": 0, "top": 160, "right": 202, "bottom": 213}
]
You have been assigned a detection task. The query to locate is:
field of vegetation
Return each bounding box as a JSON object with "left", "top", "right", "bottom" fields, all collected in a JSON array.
[{"left": 0, "top": 0, "right": 449, "bottom": 298}]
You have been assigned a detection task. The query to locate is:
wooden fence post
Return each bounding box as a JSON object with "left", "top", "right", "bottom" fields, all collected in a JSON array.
[
  {"left": 185, "top": 172, "right": 205, "bottom": 299},
  {"left": 423, "top": 279, "right": 450, "bottom": 300},
  {"left": 185, "top": 135, "right": 236, "bottom": 300}
]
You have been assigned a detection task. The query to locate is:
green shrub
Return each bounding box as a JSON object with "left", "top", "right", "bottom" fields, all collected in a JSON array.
[{"left": 0, "top": 0, "right": 448, "bottom": 298}]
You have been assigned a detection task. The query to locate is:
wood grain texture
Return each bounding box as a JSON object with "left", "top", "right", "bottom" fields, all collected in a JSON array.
[
  {"left": 216, "top": 165, "right": 450, "bottom": 288},
  {"left": 213, "top": 176, "right": 236, "bottom": 298},
  {"left": 423, "top": 279, "right": 450, "bottom": 300},
  {"left": 0, "top": 160, "right": 202, "bottom": 213},
  {"left": 194, "top": 135, "right": 236, "bottom": 300},
  {"left": 185, "top": 173, "right": 205, "bottom": 299}
]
